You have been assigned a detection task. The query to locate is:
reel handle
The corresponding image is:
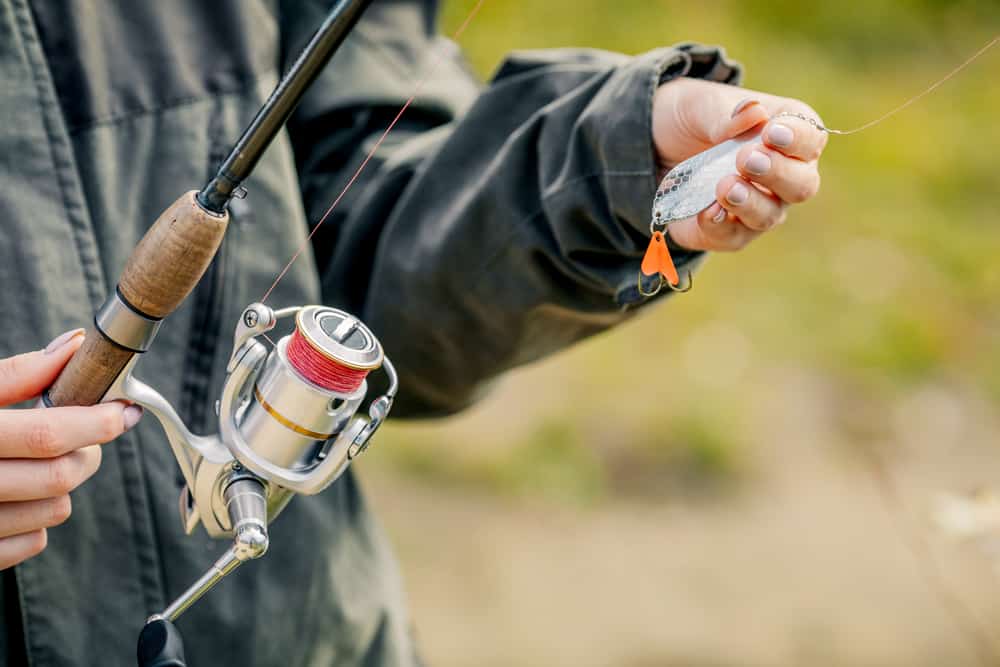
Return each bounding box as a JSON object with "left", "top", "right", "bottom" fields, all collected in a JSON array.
[{"left": 47, "top": 191, "right": 229, "bottom": 407}]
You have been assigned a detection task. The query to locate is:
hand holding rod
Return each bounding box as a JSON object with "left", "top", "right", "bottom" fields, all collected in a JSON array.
[{"left": 44, "top": 0, "right": 376, "bottom": 408}]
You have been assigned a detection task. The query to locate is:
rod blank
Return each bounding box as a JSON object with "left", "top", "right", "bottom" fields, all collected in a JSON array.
[{"left": 198, "top": 0, "right": 376, "bottom": 213}]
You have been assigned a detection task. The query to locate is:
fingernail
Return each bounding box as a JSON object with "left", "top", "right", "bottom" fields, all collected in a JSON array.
[
  {"left": 727, "top": 183, "right": 750, "bottom": 205},
  {"left": 731, "top": 98, "right": 761, "bottom": 119},
  {"left": 767, "top": 123, "right": 794, "bottom": 147},
  {"left": 744, "top": 150, "right": 771, "bottom": 175},
  {"left": 711, "top": 205, "right": 727, "bottom": 223},
  {"left": 123, "top": 405, "right": 143, "bottom": 431},
  {"left": 44, "top": 329, "right": 85, "bottom": 355}
]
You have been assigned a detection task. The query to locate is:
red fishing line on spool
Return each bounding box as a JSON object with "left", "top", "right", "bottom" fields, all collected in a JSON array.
[{"left": 287, "top": 329, "right": 369, "bottom": 393}]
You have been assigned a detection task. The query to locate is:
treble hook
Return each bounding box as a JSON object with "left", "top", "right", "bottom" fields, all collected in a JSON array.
[
  {"left": 667, "top": 271, "right": 693, "bottom": 293},
  {"left": 637, "top": 270, "right": 693, "bottom": 297},
  {"left": 638, "top": 225, "right": 694, "bottom": 297}
]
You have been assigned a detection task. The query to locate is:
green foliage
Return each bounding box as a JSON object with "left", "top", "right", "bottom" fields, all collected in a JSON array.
[
  {"left": 372, "top": 418, "right": 608, "bottom": 505},
  {"left": 493, "top": 419, "right": 607, "bottom": 503},
  {"left": 626, "top": 411, "right": 746, "bottom": 498}
]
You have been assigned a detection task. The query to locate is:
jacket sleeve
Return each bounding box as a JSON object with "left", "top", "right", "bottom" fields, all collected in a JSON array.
[{"left": 281, "top": 0, "right": 742, "bottom": 417}]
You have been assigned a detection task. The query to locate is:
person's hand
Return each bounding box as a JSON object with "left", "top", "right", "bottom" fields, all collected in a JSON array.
[
  {"left": 652, "top": 77, "right": 827, "bottom": 252},
  {"left": 0, "top": 330, "right": 142, "bottom": 569}
]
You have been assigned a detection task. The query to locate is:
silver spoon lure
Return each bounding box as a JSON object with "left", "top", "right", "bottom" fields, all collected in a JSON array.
[
  {"left": 641, "top": 129, "right": 759, "bottom": 296},
  {"left": 644, "top": 114, "right": 826, "bottom": 296},
  {"left": 651, "top": 130, "right": 760, "bottom": 231}
]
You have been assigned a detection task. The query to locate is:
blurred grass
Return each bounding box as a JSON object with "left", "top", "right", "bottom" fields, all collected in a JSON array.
[{"left": 366, "top": 1, "right": 1000, "bottom": 504}]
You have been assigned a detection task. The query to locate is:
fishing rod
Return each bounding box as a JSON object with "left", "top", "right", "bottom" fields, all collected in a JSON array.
[{"left": 40, "top": 1, "right": 397, "bottom": 665}]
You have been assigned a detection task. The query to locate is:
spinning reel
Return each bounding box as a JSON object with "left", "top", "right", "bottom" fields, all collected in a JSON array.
[{"left": 99, "top": 298, "right": 396, "bottom": 624}]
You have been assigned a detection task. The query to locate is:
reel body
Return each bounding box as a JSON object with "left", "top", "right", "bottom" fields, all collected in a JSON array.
[{"left": 100, "top": 300, "right": 396, "bottom": 620}]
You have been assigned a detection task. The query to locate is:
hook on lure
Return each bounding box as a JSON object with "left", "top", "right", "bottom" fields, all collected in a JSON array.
[{"left": 638, "top": 228, "right": 693, "bottom": 296}]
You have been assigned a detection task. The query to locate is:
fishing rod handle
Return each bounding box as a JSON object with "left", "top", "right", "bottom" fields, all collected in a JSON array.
[{"left": 47, "top": 191, "right": 229, "bottom": 407}]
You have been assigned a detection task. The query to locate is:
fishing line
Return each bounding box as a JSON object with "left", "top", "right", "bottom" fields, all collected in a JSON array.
[
  {"left": 287, "top": 326, "right": 371, "bottom": 392},
  {"left": 260, "top": 0, "right": 488, "bottom": 304},
  {"left": 781, "top": 34, "right": 998, "bottom": 136}
]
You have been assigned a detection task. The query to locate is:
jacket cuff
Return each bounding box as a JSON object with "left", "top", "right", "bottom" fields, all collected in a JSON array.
[{"left": 601, "top": 44, "right": 742, "bottom": 305}]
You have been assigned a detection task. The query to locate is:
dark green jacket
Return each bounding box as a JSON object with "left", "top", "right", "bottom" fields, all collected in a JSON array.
[{"left": 0, "top": 0, "right": 739, "bottom": 664}]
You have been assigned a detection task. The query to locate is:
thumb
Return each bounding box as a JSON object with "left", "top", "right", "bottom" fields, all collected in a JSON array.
[
  {"left": 708, "top": 98, "right": 770, "bottom": 144},
  {"left": 0, "top": 329, "right": 86, "bottom": 406},
  {"left": 655, "top": 80, "right": 777, "bottom": 166}
]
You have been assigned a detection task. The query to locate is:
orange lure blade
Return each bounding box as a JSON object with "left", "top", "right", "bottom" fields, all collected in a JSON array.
[{"left": 640, "top": 231, "right": 679, "bottom": 286}]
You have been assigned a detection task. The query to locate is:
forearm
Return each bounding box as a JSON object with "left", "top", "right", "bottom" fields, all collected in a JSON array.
[{"left": 288, "top": 9, "right": 742, "bottom": 415}]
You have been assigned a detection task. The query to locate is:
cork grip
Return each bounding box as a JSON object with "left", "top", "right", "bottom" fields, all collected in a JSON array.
[{"left": 47, "top": 191, "right": 230, "bottom": 407}]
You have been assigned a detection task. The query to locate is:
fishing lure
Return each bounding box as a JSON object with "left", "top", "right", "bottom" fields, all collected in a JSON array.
[
  {"left": 639, "top": 35, "right": 998, "bottom": 297},
  {"left": 641, "top": 129, "right": 760, "bottom": 295}
]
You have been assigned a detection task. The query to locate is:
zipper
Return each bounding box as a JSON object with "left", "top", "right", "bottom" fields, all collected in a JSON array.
[
  {"left": 179, "top": 111, "right": 235, "bottom": 435},
  {"left": 179, "top": 235, "right": 229, "bottom": 433}
]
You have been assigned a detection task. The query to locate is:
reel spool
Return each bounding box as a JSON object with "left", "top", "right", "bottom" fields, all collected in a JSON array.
[
  {"left": 236, "top": 306, "right": 383, "bottom": 474},
  {"left": 212, "top": 303, "right": 396, "bottom": 527},
  {"left": 287, "top": 306, "right": 382, "bottom": 392}
]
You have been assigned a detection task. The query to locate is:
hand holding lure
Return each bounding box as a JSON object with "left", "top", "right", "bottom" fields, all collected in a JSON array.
[{"left": 640, "top": 35, "right": 999, "bottom": 297}]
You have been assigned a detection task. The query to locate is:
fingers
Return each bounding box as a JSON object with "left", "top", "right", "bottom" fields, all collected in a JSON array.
[
  {"left": 0, "top": 403, "right": 139, "bottom": 459},
  {"left": 0, "top": 330, "right": 127, "bottom": 570},
  {"left": 0, "top": 529, "right": 47, "bottom": 570},
  {"left": 736, "top": 144, "right": 821, "bottom": 204},
  {"left": 0, "top": 446, "right": 102, "bottom": 502},
  {"left": 762, "top": 114, "right": 828, "bottom": 162},
  {"left": 0, "top": 496, "right": 72, "bottom": 538},
  {"left": 716, "top": 175, "right": 787, "bottom": 232},
  {"left": 666, "top": 206, "right": 762, "bottom": 253},
  {"left": 665, "top": 117, "right": 823, "bottom": 253},
  {"left": 0, "top": 330, "right": 85, "bottom": 406},
  {"left": 667, "top": 175, "right": 785, "bottom": 252}
]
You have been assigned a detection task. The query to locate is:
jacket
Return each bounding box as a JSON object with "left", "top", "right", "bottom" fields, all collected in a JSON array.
[{"left": 0, "top": 0, "right": 740, "bottom": 664}]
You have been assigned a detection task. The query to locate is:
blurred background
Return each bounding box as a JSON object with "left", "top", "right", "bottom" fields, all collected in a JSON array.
[{"left": 358, "top": 2, "right": 1000, "bottom": 665}]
